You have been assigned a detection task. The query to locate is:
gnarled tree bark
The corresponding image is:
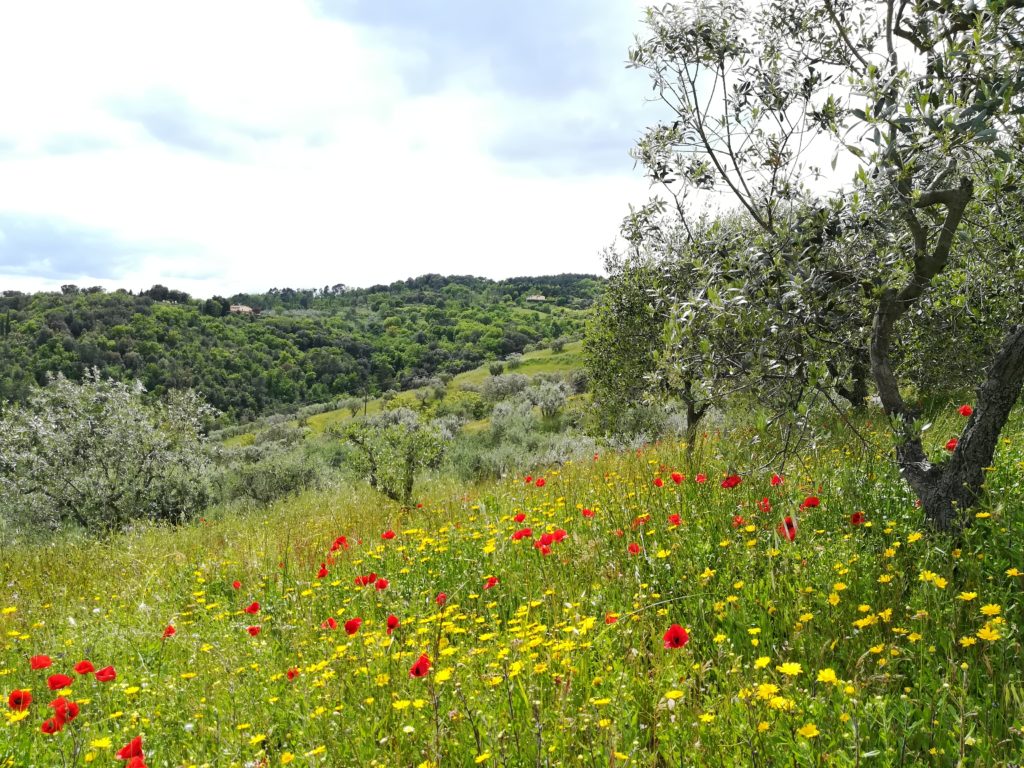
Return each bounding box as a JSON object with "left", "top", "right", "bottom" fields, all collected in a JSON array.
[{"left": 869, "top": 177, "right": 1024, "bottom": 528}]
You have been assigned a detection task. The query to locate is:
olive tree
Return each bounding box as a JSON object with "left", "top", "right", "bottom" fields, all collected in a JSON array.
[
  {"left": 340, "top": 408, "right": 444, "bottom": 507},
  {"left": 629, "top": 0, "right": 1024, "bottom": 528},
  {"left": 0, "top": 370, "right": 215, "bottom": 532}
]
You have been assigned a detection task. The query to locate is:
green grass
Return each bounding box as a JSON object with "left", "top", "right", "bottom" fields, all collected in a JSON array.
[
  {"left": 3, "top": 411, "right": 1024, "bottom": 766},
  {"left": 300, "top": 342, "right": 584, "bottom": 436}
]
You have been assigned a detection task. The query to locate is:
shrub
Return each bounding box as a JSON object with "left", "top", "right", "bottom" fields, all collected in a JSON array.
[
  {"left": 488, "top": 362, "right": 505, "bottom": 377},
  {"left": 0, "top": 371, "right": 215, "bottom": 533},
  {"left": 339, "top": 408, "right": 445, "bottom": 506},
  {"left": 482, "top": 374, "right": 529, "bottom": 402},
  {"left": 221, "top": 450, "right": 323, "bottom": 506}
]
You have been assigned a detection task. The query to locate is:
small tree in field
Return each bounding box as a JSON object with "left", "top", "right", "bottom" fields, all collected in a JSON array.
[
  {"left": 340, "top": 408, "right": 444, "bottom": 507},
  {"left": 628, "top": 0, "right": 1024, "bottom": 528},
  {"left": 0, "top": 371, "right": 215, "bottom": 532}
]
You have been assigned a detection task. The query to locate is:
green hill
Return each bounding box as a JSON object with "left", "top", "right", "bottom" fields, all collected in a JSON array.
[{"left": 0, "top": 274, "right": 601, "bottom": 422}]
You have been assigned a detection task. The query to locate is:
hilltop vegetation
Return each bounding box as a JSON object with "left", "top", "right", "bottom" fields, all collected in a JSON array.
[{"left": 0, "top": 274, "right": 601, "bottom": 422}]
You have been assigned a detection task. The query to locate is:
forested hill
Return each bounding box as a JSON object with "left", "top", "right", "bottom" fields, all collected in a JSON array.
[{"left": 0, "top": 273, "right": 602, "bottom": 421}]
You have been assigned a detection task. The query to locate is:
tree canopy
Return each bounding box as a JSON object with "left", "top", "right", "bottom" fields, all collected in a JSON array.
[{"left": 619, "top": 0, "right": 1024, "bottom": 528}]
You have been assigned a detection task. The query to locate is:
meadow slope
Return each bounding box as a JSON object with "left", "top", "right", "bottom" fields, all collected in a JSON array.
[{"left": 2, "top": 411, "right": 1023, "bottom": 767}]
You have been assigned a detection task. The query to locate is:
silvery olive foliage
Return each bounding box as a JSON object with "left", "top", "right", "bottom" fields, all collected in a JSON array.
[
  {"left": 0, "top": 370, "right": 216, "bottom": 532},
  {"left": 626, "top": 0, "right": 1024, "bottom": 527},
  {"left": 340, "top": 408, "right": 445, "bottom": 507}
]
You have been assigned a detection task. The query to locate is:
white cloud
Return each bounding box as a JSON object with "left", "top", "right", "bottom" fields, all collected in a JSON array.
[{"left": 0, "top": 0, "right": 661, "bottom": 296}]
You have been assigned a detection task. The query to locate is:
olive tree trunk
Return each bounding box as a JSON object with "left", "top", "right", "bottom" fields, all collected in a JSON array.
[{"left": 870, "top": 178, "right": 1024, "bottom": 529}]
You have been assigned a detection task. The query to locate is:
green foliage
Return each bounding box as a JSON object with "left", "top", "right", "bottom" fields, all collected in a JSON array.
[
  {"left": 585, "top": 250, "right": 668, "bottom": 430},
  {"left": 623, "top": 0, "right": 1024, "bottom": 523},
  {"left": 220, "top": 449, "right": 325, "bottom": 507},
  {"left": 0, "top": 371, "right": 214, "bottom": 533},
  {"left": 340, "top": 408, "right": 445, "bottom": 506},
  {"left": 0, "top": 274, "right": 600, "bottom": 423}
]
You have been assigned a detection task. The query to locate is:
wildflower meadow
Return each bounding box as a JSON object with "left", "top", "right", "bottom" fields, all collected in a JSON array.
[{"left": 2, "top": 408, "right": 1022, "bottom": 767}]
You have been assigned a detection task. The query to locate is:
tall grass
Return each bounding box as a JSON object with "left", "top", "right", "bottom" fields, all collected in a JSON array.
[{"left": 1, "top": 409, "right": 1022, "bottom": 766}]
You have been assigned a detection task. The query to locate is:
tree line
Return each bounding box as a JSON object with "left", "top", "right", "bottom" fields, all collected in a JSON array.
[{"left": 0, "top": 274, "right": 601, "bottom": 422}]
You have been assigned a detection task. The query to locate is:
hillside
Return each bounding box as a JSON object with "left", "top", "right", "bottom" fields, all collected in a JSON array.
[
  {"left": 3, "top": 412, "right": 1022, "bottom": 766},
  {"left": 0, "top": 274, "right": 601, "bottom": 421}
]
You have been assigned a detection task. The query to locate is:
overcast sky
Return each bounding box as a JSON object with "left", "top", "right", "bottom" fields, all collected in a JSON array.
[{"left": 0, "top": 0, "right": 663, "bottom": 297}]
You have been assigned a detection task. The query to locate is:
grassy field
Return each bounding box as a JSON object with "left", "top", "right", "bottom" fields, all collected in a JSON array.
[
  {"left": 2, "top": 408, "right": 1023, "bottom": 766},
  {"left": 302, "top": 341, "right": 584, "bottom": 436}
]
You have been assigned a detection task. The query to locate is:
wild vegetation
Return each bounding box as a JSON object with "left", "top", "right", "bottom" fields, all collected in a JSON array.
[
  {"left": 2, "top": 1, "right": 1024, "bottom": 765},
  {"left": 0, "top": 274, "right": 599, "bottom": 422},
  {"left": 2, "top": 407, "right": 1022, "bottom": 766}
]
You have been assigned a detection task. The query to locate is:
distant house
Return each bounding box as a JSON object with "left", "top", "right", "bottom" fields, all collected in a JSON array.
[
  {"left": 229, "top": 304, "right": 254, "bottom": 315},
  {"left": 524, "top": 294, "right": 546, "bottom": 302}
]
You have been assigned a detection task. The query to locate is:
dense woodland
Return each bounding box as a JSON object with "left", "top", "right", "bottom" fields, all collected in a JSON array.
[{"left": 0, "top": 274, "right": 601, "bottom": 421}]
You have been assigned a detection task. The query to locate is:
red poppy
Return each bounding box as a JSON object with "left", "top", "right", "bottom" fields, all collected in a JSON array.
[
  {"left": 95, "top": 666, "right": 116, "bottom": 683},
  {"left": 663, "top": 624, "right": 690, "bottom": 649},
  {"left": 231, "top": 580, "right": 241, "bottom": 590},
  {"left": 631, "top": 514, "right": 650, "bottom": 529},
  {"left": 732, "top": 515, "right": 746, "bottom": 528},
  {"left": 73, "top": 660, "right": 95, "bottom": 675},
  {"left": 958, "top": 404, "right": 974, "bottom": 417},
  {"left": 538, "top": 544, "right": 552, "bottom": 555},
  {"left": 162, "top": 625, "right": 176, "bottom": 639},
  {"left": 758, "top": 497, "right": 772, "bottom": 513},
  {"left": 49, "top": 697, "right": 78, "bottom": 725},
  {"left": 483, "top": 576, "right": 498, "bottom": 590},
  {"left": 582, "top": 508, "right": 594, "bottom": 518},
  {"left": 409, "top": 653, "right": 432, "bottom": 677},
  {"left": 721, "top": 474, "right": 742, "bottom": 489},
  {"left": 512, "top": 528, "right": 532, "bottom": 541},
  {"left": 535, "top": 478, "right": 546, "bottom": 488},
  {"left": 653, "top": 477, "right": 664, "bottom": 488},
  {"left": 7, "top": 689, "right": 31, "bottom": 711},
  {"left": 244, "top": 601, "right": 260, "bottom": 615},
  {"left": 627, "top": 542, "right": 641, "bottom": 555},
  {"left": 317, "top": 564, "right": 329, "bottom": 579},
  {"left": 386, "top": 614, "right": 400, "bottom": 634},
  {"left": 322, "top": 617, "right": 338, "bottom": 630},
  {"left": 770, "top": 473, "right": 783, "bottom": 486},
  {"left": 29, "top": 655, "right": 52, "bottom": 670},
  {"left": 375, "top": 577, "right": 389, "bottom": 591},
  {"left": 537, "top": 532, "right": 555, "bottom": 547},
  {"left": 800, "top": 496, "right": 820, "bottom": 509},
  {"left": 41, "top": 717, "right": 61, "bottom": 734},
  {"left": 382, "top": 529, "right": 396, "bottom": 540},
  {"left": 246, "top": 626, "right": 261, "bottom": 637},
  {"left": 330, "top": 536, "right": 349, "bottom": 552},
  {"left": 287, "top": 667, "right": 299, "bottom": 681},
  {"left": 670, "top": 471, "right": 684, "bottom": 484},
  {"left": 605, "top": 613, "right": 619, "bottom": 624},
  {"left": 524, "top": 475, "right": 533, "bottom": 484},
  {"left": 945, "top": 437, "right": 958, "bottom": 452},
  {"left": 553, "top": 529, "right": 567, "bottom": 542},
  {"left": 435, "top": 592, "right": 447, "bottom": 606},
  {"left": 355, "top": 572, "right": 378, "bottom": 587},
  {"left": 513, "top": 513, "right": 526, "bottom": 523},
  {"left": 344, "top": 617, "right": 362, "bottom": 635},
  {"left": 668, "top": 513, "right": 681, "bottom": 526},
  {"left": 46, "top": 674, "right": 73, "bottom": 691},
  {"left": 695, "top": 473, "right": 707, "bottom": 484},
  {"left": 850, "top": 511, "right": 865, "bottom": 525},
  {"left": 116, "top": 735, "right": 144, "bottom": 759},
  {"left": 777, "top": 516, "right": 797, "bottom": 541}
]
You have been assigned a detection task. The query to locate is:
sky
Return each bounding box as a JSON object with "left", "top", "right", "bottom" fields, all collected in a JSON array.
[{"left": 0, "top": 0, "right": 662, "bottom": 297}]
